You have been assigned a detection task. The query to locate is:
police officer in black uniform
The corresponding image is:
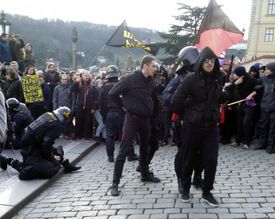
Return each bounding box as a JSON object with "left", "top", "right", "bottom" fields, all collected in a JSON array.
[
  {"left": 109, "top": 56, "right": 161, "bottom": 196},
  {"left": 0, "top": 107, "right": 81, "bottom": 180},
  {"left": 6, "top": 98, "right": 33, "bottom": 148}
]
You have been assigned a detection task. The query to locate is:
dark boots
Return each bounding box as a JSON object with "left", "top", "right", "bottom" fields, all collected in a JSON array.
[
  {"left": 110, "top": 184, "right": 119, "bottom": 196},
  {"left": 0, "top": 154, "right": 8, "bottom": 170},
  {"left": 62, "top": 159, "right": 81, "bottom": 173},
  {"left": 0, "top": 154, "right": 13, "bottom": 171}
]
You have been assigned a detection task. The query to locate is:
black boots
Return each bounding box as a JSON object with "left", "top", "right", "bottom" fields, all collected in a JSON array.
[
  {"left": 110, "top": 184, "right": 119, "bottom": 196},
  {"left": 62, "top": 159, "right": 81, "bottom": 173},
  {"left": 0, "top": 154, "right": 8, "bottom": 170}
]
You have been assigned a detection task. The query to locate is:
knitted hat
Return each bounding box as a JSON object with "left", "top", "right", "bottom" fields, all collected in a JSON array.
[
  {"left": 266, "top": 62, "right": 275, "bottom": 72},
  {"left": 233, "top": 66, "right": 246, "bottom": 77}
]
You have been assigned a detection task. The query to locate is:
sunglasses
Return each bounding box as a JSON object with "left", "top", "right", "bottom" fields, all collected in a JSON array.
[{"left": 203, "top": 58, "right": 216, "bottom": 64}]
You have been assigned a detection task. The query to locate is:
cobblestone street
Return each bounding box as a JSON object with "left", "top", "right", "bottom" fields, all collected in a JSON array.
[{"left": 13, "top": 144, "right": 275, "bottom": 219}]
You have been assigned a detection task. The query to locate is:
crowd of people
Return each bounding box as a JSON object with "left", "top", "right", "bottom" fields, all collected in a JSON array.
[{"left": 1, "top": 33, "right": 275, "bottom": 207}]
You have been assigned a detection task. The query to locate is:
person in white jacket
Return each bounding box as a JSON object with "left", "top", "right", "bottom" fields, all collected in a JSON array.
[{"left": 0, "top": 88, "right": 7, "bottom": 153}]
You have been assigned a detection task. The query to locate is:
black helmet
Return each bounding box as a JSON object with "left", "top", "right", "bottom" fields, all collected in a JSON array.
[
  {"left": 53, "top": 106, "right": 71, "bottom": 122},
  {"left": 155, "top": 63, "right": 168, "bottom": 77},
  {"left": 6, "top": 98, "right": 20, "bottom": 111},
  {"left": 176, "top": 46, "right": 199, "bottom": 73},
  {"left": 105, "top": 65, "right": 119, "bottom": 79}
]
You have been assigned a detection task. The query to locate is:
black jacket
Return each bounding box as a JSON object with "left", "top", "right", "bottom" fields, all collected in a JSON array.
[
  {"left": 99, "top": 80, "right": 123, "bottom": 121},
  {"left": 109, "top": 70, "right": 155, "bottom": 117},
  {"left": 258, "top": 73, "right": 275, "bottom": 113},
  {"left": 171, "top": 47, "right": 226, "bottom": 126}
]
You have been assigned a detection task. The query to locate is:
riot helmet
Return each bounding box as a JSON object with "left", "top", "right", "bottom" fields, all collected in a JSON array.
[
  {"left": 175, "top": 46, "right": 199, "bottom": 73},
  {"left": 155, "top": 63, "right": 168, "bottom": 78},
  {"left": 105, "top": 65, "right": 120, "bottom": 79},
  {"left": 53, "top": 106, "right": 71, "bottom": 122},
  {"left": 6, "top": 98, "right": 20, "bottom": 111}
]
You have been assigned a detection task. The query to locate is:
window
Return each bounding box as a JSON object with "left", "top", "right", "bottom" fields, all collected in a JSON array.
[
  {"left": 265, "top": 28, "right": 274, "bottom": 42},
  {"left": 268, "top": 0, "right": 275, "bottom": 14}
]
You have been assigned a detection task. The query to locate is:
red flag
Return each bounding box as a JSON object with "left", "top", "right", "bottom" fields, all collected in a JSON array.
[{"left": 194, "top": 0, "right": 244, "bottom": 56}]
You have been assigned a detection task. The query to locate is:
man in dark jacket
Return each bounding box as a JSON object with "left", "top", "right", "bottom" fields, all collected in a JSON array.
[
  {"left": 100, "top": 65, "right": 138, "bottom": 162},
  {"left": 109, "top": 55, "right": 161, "bottom": 196},
  {"left": 255, "top": 62, "right": 275, "bottom": 154},
  {"left": 225, "top": 66, "right": 260, "bottom": 149},
  {"left": 171, "top": 47, "right": 226, "bottom": 207}
]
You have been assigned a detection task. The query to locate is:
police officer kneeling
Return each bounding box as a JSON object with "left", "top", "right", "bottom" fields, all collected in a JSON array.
[{"left": 0, "top": 107, "right": 81, "bottom": 180}]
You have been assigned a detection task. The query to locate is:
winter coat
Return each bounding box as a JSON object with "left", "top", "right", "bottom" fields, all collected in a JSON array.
[
  {"left": 109, "top": 70, "right": 155, "bottom": 117},
  {"left": 171, "top": 47, "right": 226, "bottom": 126}
]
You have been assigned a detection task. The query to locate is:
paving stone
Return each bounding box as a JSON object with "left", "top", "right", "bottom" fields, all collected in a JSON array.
[{"left": 12, "top": 144, "right": 275, "bottom": 219}]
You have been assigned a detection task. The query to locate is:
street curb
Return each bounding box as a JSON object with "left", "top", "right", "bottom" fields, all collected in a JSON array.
[{"left": 0, "top": 141, "right": 99, "bottom": 219}]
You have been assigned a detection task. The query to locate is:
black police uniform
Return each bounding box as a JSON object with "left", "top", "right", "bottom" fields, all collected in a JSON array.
[{"left": 15, "top": 112, "right": 65, "bottom": 180}]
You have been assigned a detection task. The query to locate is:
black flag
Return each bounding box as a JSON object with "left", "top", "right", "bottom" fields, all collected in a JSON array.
[
  {"left": 106, "top": 20, "right": 161, "bottom": 56},
  {"left": 194, "top": 0, "right": 243, "bottom": 56}
]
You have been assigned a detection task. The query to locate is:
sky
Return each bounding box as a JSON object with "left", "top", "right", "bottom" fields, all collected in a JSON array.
[{"left": 1, "top": 0, "right": 251, "bottom": 38}]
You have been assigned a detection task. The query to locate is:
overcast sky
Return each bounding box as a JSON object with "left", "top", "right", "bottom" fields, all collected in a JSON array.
[{"left": 1, "top": 0, "right": 251, "bottom": 37}]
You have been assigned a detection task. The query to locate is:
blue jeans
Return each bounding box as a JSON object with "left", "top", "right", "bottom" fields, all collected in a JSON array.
[{"left": 94, "top": 110, "right": 106, "bottom": 139}]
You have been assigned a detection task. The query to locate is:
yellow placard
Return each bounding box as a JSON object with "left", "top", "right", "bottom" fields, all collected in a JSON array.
[{"left": 21, "top": 75, "right": 44, "bottom": 103}]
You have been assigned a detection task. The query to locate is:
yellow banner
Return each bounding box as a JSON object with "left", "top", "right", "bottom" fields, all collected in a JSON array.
[
  {"left": 123, "top": 31, "right": 152, "bottom": 53},
  {"left": 21, "top": 75, "right": 44, "bottom": 103}
]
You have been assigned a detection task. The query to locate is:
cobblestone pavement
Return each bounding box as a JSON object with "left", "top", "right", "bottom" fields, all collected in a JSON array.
[{"left": 13, "top": 143, "right": 275, "bottom": 219}]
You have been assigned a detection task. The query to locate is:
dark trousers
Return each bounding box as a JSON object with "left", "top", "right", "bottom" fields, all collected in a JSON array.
[
  {"left": 181, "top": 123, "right": 219, "bottom": 192},
  {"left": 236, "top": 105, "right": 256, "bottom": 145},
  {"left": 75, "top": 108, "right": 93, "bottom": 139},
  {"left": 113, "top": 113, "right": 151, "bottom": 185},
  {"left": 105, "top": 111, "right": 135, "bottom": 157},
  {"left": 148, "top": 117, "right": 159, "bottom": 163},
  {"left": 174, "top": 123, "right": 203, "bottom": 180},
  {"left": 258, "top": 112, "right": 275, "bottom": 150}
]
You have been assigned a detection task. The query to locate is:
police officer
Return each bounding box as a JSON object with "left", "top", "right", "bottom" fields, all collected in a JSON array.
[
  {"left": 171, "top": 47, "right": 227, "bottom": 207},
  {"left": 6, "top": 98, "right": 33, "bottom": 148},
  {"left": 109, "top": 56, "right": 161, "bottom": 196},
  {"left": 0, "top": 107, "right": 81, "bottom": 180},
  {"left": 161, "top": 46, "right": 203, "bottom": 194}
]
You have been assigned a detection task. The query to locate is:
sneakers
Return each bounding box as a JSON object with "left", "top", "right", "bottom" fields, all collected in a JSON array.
[
  {"left": 242, "top": 144, "right": 250, "bottom": 149},
  {"left": 110, "top": 184, "right": 119, "bottom": 196},
  {"left": 202, "top": 192, "right": 219, "bottom": 207},
  {"left": 141, "top": 175, "right": 161, "bottom": 183},
  {"left": 181, "top": 188, "right": 190, "bottom": 202},
  {"left": 0, "top": 154, "right": 8, "bottom": 171},
  {"left": 108, "top": 156, "right": 114, "bottom": 162},
  {"left": 127, "top": 154, "right": 139, "bottom": 161}
]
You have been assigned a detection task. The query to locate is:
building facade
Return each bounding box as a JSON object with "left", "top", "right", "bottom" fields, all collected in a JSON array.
[{"left": 246, "top": 0, "right": 275, "bottom": 59}]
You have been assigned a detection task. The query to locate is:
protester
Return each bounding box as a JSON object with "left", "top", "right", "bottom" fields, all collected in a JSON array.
[{"left": 171, "top": 47, "right": 227, "bottom": 207}]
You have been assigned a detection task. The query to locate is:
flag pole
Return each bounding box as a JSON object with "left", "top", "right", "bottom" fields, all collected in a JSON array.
[
  {"left": 86, "top": 44, "right": 106, "bottom": 68},
  {"left": 86, "top": 20, "right": 126, "bottom": 68}
]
